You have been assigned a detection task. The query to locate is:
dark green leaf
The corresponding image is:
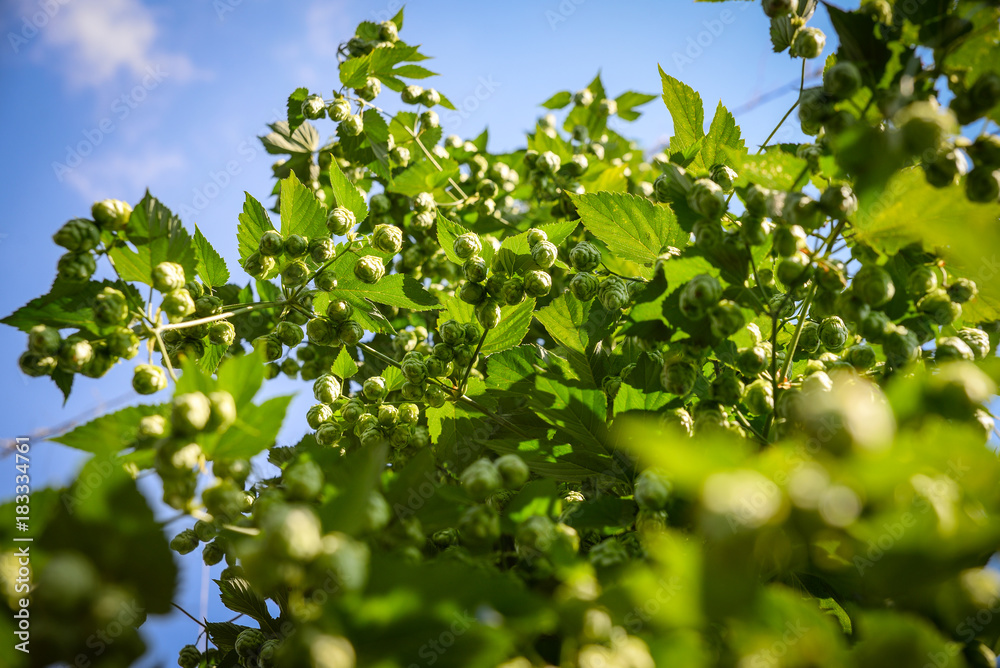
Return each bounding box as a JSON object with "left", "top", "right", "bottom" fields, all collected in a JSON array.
[
  {"left": 286, "top": 87, "right": 309, "bottom": 133},
  {"left": 328, "top": 159, "right": 369, "bottom": 224},
  {"left": 50, "top": 403, "right": 168, "bottom": 456},
  {"left": 193, "top": 226, "right": 230, "bottom": 288},
  {"left": 110, "top": 193, "right": 196, "bottom": 286},
  {"left": 541, "top": 91, "right": 572, "bottom": 109}
]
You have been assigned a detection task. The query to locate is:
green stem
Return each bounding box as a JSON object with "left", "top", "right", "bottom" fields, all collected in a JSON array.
[
  {"left": 152, "top": 327, "right": 178, "bottom": 382},
  {"left": 159, "top": 301, "right": 285, "bottom": 332},
  {"left": 757, "top": 59, "right": 806, "bottom": 155},
  {"left": 460, "top": 329, "right": 488, "bottom": 394},
  {"left": 778, "top": 282, "right": 817, "bottom": 383}
]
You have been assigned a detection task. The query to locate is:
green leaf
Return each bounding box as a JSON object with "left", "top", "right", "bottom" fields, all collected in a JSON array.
[
  {"left": 236, "top": 192, "right": 277, "bottom": 265},
  {"left": 217, "top": 578, "right": 278, "bottom": 634},
  {"left": 534, "top": 293, "right": 614, "bottom": 387},
  {"left": 362, "top": 109, "right": 392, "bottom": 176},
  {"left": 390, "top": 6, "right": 403, "bottom": 29},
  {"left": 440, "top": 294, "right": 535, "bottom": 356},
  {"left": 614, "top": 91, "right": 657, "bottom": 122},
  {"left": 853, "top": 168, "right": 1000, "bottom": 321},
  {"left": 332, "top": 346, "right": 360, "bottom": 378},
  {"left": 614, "top": 353, "right": 674, "bottom": 415},
  {"left": 198, "top": 343, "right": 227, "bottom": 374},
  {"left": 328, "top": 160, "right": 369, "bottom": 224},
  {"left": 50, "top": 403, "right": 168, "bottom": 457},
  {"left": 209, "top": 394, "right": 293, "bottom": 460},
  {"left": 659, "top": 68, "right": 705, "bottom": 167},
  {"left": 337, "top": 271, "right": 440, "bottom": 311},
  {"left": 569, "top": 191, "right": 686, "bottom": 274},
  {"left": 531, "top": 377, "right": 615, "bottom": 472},
  {"left": 389, "top": 158, "right": 460, "bottom": 197},
  {"left": 340, "top": 58, "right": 371, "bottom": 89},
  {"left": 260, "top": 120, "right": 319, "bottom": 155},
  {"left": 492, "top": 219, "right": 579, "bottom": 276},
  {"left": 279, "top": 171, "right": 327, "bottom": 239},
  {"left": 109, "top": 192, "right": 196, "bottom": 286},
  {"left": 2, "top": 278, "right": 119, "bottom": 333},
  {"left": 217, "top": 350, "right": 267, "bottom": 410},
  {"left": 728, "top": 146, "right": 808, "bottom": 190},
  {"left": 393, "top": 64, "right": 437, "bottom": 79},
  {"left": 286, "top": 87, "right": 309, "bottom": 133},
  {"left": 192, "top": 226, "right": 230, "bottom": 288},
  {"left": 206, "top": 622, "right": 249, "bottom": 653},
  {"left": 485, "top": 345, "right": 537, "bottom": 394},
  {"left": 435, "top": 212, "right": 472, "bottom": 265},
  {"left": 541, "top": 91, "right": 572, "bottom": 109},
  {"left": 701, "top": 101, "right": 745, "bottom": 170}
]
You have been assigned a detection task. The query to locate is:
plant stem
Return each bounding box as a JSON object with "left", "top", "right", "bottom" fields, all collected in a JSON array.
[
  {"left": 159, "top": 302, "right": 285, "bottom": 332},
  {"left": 757, "top": 59, "right": 806, "bottom": 154},
  {"left": 460, "top": 329, "right": 488, "bottom": 394},
  {"left": 778, "top": 282, "right": 817, "bottom": 383}
]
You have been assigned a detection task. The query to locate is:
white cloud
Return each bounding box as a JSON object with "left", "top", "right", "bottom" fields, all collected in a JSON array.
[
  {"left": 60, "top": 147, "right": 187, "bottom": 202},
  {"left": 18, "top": 0, "right": 204, "bottom": 88}
]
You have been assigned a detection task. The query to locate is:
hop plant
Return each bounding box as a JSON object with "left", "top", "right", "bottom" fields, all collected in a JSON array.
[
  {"left": 453, "top": 233, "right": 482, "bottom": 260},
  {"left": 531, "top": 240, "right": 559, "bottom": 269},
  {"left": 570, "top": 272, "right": 600, "bottom": 301},
  {"left": 687, "top": 178, "right": 726, "bottom": 218},
  {"left": 53, "top": 218, "right": 100, "bottom": 252},
  {"left": 791, "top": 27, "right": 826, "bottom": 59},
  {"left": 302, "top": 94, "right": 326, "bottom": 119},
  {"left": 372, "top": 224, "right": 404, "bottom": 254},
  {"left": 133, "top": 364, "right": 167, "bottom": 394},
  {"left": 91, "top": 199, "right": 132, "bottom": 231},
  {"left": 259, "top": 230, "right": 284, "bottom": 256},
  {"left": 56, "top": 252, "right": 97, "bottom": 282},
  {"left": 354, "top": 255, "right": 385, "bottom": 284},
  {"left": 523, "top": 270, "right": 552, "bottom": 298},
  {"left": 93, "top": 287, "right": 129, "bottom": 327},
  {"left": 598, "top": 277, "right": 629, "bottom": 311},
  {"left": 328, "top": 206, "right": 357, "bottom": 235}
]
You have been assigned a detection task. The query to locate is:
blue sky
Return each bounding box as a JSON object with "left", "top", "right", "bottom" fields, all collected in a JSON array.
[{"left": 0, "top": 0, "right": 836, "bottom": 664}]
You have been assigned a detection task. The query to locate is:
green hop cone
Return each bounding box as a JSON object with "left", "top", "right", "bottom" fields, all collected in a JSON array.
[
  {"left": 285, "top": 460, "right": 324, "bottom": 500},
  {"left": 363, "top": 375, "right": 388, "bottom": 401},
  {"left": 464, "top": 256, "right": 488, "bottom": 283},
  {"left": 523, "top": 270, "right": 552, "bottom": 298},
  {"left": 598, "top": 276, "right": 629, "bottom": 311},
  {"left": 439, "top": 319, "right": 465, "bottom": 346},
  {"left": 460, "top": 281, "right": 486, "bottom": 305},
  {"left": 172, "top": 392, "right": 212, "bottom": 436},
  {"left": 328, "top": 96, "right": 351, "bottom": 121},
  {"left": 206, "top": 391, "right": 237, "bottom": 432},
  {"left": 354, "top": 255, "right": 385, "bottom": 284},
  {"left": 774, "top": 225, "right": 807, "bottom": 258},
  {"left": 282, "top": 234, "right": 308, "bottom": 258},
  {"left": 823, "top": 61, "right": 862, "bottom": 99},
  {"left": 258, "top": 230, "right": 284, "bottom": 257},
  {"left": 306, "top": 403, "right": 334, "bottom": 430},
  {"left": 53, "top": 218, "right": 100, "bottom": 252},
  {"left": 195, "top": 295, "right": 223, "bottom": 317},
  {"left": 687, "top": 178, "right": 726, "bottom": 218},
  {"left": 309, "top": 237, "right": 336, "bottom": 264},
  {"left": 531, "top": 240, "right": 559, "bottom": 269},
  {"left": 28, "top": 325, "right": 61, "bottom": 355},
  {"left": 924, "top": 148, "right": 966, "bottom": 188},
  {"left": 372, "top": 224, "right": 403, "bottom": 254},
  {"left": 338, "top": 320, "right": 364, "bottom": 346},
  {"left": 133, "top": 364, "right": 167, "bottom": 394},
  {"left": 91, "top": 199, "right": 132, "bottom": 231},
  {"left": 413, "top": 192, "right": 436, "bottom": 213},
  {"left": 738, "top": 345, "right": 770, "bottom": 377},
  {"left": 151, "top": 261, "right": 186, "bottom": 293},
  {"left": 854, "top": 265, "right": 896, "bottom": 307},
  {"left": 170, "top": 529, "right": 200, "bottom": 555},
  {"left": 476, "top": 300, "right": 502, "bottom": 329},
  {"left": 314, "top": 270, "right": 338, "bottom": 292},
  {"left": 326, "top": 298, "right": 354, "bottom": 323},
  {"left": 453, "top": 233, "right": 482, "bottom": 260},
  {"left": 570, "top": 272, "right": 600, "bottom": 301},
  {"left": 18, "top": 351, "right": 56, "bottom": 377},
  {"left": 908, "top": 265, "right": 939, "bottom": 296},
  {"left": 843, "top": 342, "right": 878, "bottom": 369},
  {"left": 820, "top": 183, "right": 858, "bottom": 219},
  {"left": 634, "top": 469, "right": 672, "bottom": 511},
  {"left": 762, "top": 0, "right": 793, "bottom": 17},
  {"left": 339, "top": 114, "right": 364, "bottom": 137},
  {"left": 315, "top": 422, "right": 344, "bottom": 446},
  {"left": 57, "top": 251, "right": 97, "bottom": 282},
  {"left": 400, "top": 380, "right": 425, "bottom": 402},
  {"left": 253, "top": 335, "right": 283, "bottom": 362},
  {"left": 301, "top": 94, "right": 326, "bottom": 120},
  {"left": 209, "top": 321, "right": 236, "bottom": 346},
  {"left": 681, "top": 274, "right": 722, "bottom": 313},
  {"left": 401, "top": 356, "right": 427, "bottom": 383},
  {"left": 57, "top": 337, "right": 93, "bottom": 372},
  {"left": 281, "top": 260, "right": 310, "bottom": 287},
  {"left": 743, "top": 378, "right": 775, "bottom": 415},
  {"left": 398, "top": 402, "right": 420, "bottom": 425},
  {"left": 708, "top": 300, "right": 745, "bottom": 339},
  {"left": 947, "top": 278, "right": 978, "bottom": 304},
  {"left": 798, "top": 320, "right": 821, "bottom": 354},
  {"left": 710, "top": 164, "right": 738, "bottom": 192},
  {"left": 107, "top": 327, "right": 139, "bottom": 359},
  {"left": 819, "top": 316, "right": 850, "bottom": 352},
  {"left": 327, "top": 206, "right": 357, "bottom": 235},
  {"left": 501, "top": 276, "right": 526, "bottom": 305},
  {"left": 918, "top": 288, "right": 961, "bottom": 326},
  {"left": 526, "top": 228, "right": 548, "bottom": 247},
  {"left": 93, "top": 287, "right": 129, "bottom": 327},
  {"left": 243, "top": 251, "right": 275, "bottom": 279},
  {"left": 791, "top": 26, "right": 826, "bottom": 59},
  {"left": 274, "top": 321, "right": 304, "bottom": 347},
  {"left": 356, "top": 76, "right": 381, "bottom": 101},
  {"left": 661, "top": 359, "right": 698, "bottom": 395},
  {"left": 569, "top": 242, "right": 602, "bottom": 272},
  {"left": 313, "top": 374, "right": 342, "bottom": 404},
  {"left": 235, "top": 629, "right": 266, "bottom": 660},
  {"left": 177, "top": 645, "right": 201, "bottom": 668},
  {"left": 956, "top": 328, "right": 991, "bottom": 360},
  {"left": 162, "top": 290, "right": 196, "bottom": 319},
  {"left": 461, "top": 458, "right": 502, "bottom": 502}
]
